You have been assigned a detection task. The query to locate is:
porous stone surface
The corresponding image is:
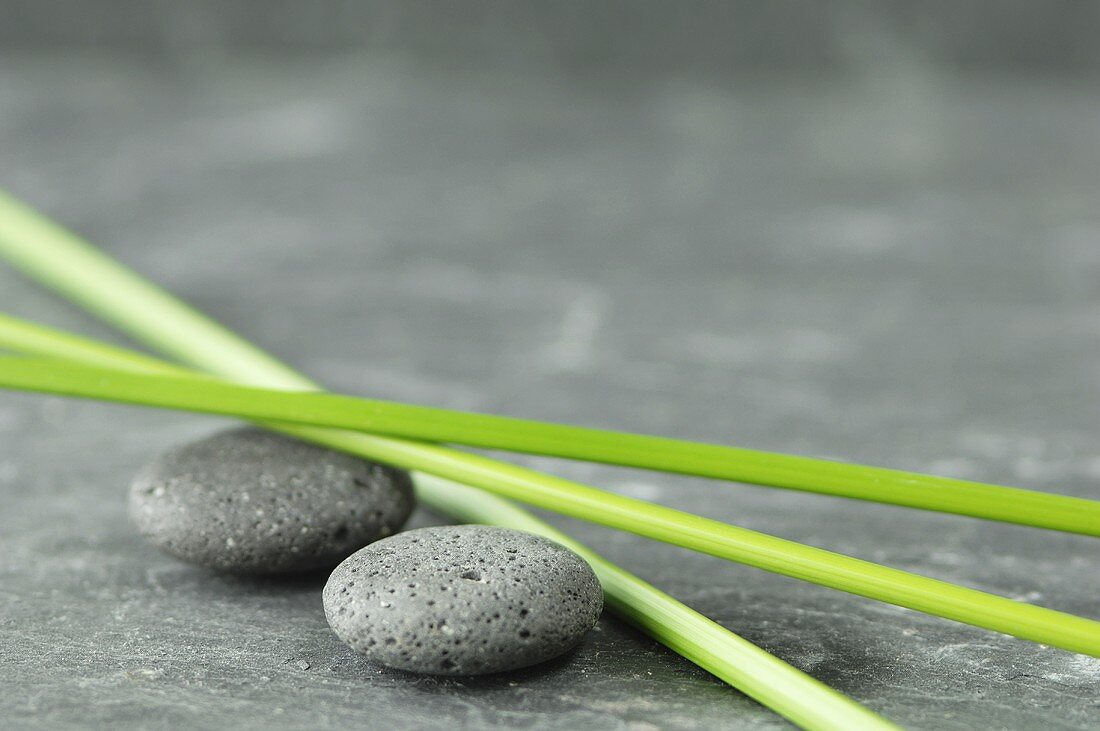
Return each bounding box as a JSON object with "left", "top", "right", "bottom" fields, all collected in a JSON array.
[
  {"left": 129, "top": 427, "right": 415, "bottom": 573},
  {"left": 323, "top": 526, "right": 604, "bottom": 675}
]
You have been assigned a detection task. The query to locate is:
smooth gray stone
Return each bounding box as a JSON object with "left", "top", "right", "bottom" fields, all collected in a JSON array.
[
  {"left": 323, "top": 526, "right": 604, "bottom": 675},
  {"left": 129, "top": 427, "right": 415, "bottom": 573}
]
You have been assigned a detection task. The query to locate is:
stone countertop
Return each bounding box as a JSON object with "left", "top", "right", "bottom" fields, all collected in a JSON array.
[{"left": 1, "top": 53, "right": 1099, "bottom": 730}]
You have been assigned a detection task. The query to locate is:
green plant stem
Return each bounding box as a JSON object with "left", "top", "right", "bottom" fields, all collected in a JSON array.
[
  {"left": 0, "top": 203, "right": 1086, "bottom": 536},
  {"left": 0, "top": 316, "right": 1093, "bottom": 540},
  {"left": 416, "top": 472, "right": 902, "bottom": 731},
  {"left": 0, "top": 203, "right": 1091, "bottom": 537},
  {"left": 3, "top": 348, "right": 1100, "bottom": 659},
  {"left": 0, "top": 312, "right": 192, "bottom": 375},
  {"left": 0, "top": 283, "right": 900, "bottom": 728},
  {"left": 0, "top": 193, "right": 306, "bottom": 388}
]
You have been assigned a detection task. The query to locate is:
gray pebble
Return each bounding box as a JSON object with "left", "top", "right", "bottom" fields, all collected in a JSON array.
[
  {"left": 129, "top": 427, "right": 415, "bottom": 573},
  {"left": 323, "top": 525, "right": 603, "bottom": 676}
]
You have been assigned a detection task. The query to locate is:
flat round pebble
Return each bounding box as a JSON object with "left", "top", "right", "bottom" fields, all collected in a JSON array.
[
  {"left": 129, "top": 427, "right": 415, "bottom": 573},
  {"left": 323, "top": 525, "right": 603, "bottom": 675}
]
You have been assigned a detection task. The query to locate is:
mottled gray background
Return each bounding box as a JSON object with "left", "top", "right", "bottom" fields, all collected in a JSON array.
[{"left": 2, "top": 3, "right": 1099, "bottom": 730}]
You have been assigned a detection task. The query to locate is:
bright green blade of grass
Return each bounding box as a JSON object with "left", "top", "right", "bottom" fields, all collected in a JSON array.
[
  {"left": 2, "top": 352, "right": 1099, "bottom": 658},
  {"left": 0, "top": 199, "right": 1092, "bottom": 536},
  {"left": 0, "top": 240, "right": 900, "bottom": 729},
  {"left": 0, "top": 317, "right": 1094, "bottom": 540},
  {"left": 0, "top": 312, "right": 195, "bottom": 375},
  {"left": 0, "top": 193, "right": 306, "bottom": 388},
  {"left": 415, "top": 472, "right": 903, "bottom": 731}
]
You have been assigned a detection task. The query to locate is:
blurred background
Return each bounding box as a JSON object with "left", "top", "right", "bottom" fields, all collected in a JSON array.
[{"left": 2, "top": 3, "right": 1100, "bottom": 730}]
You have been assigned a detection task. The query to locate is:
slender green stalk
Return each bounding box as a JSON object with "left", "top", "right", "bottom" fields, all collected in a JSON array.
[
  {"left": 2, "top": 205, "right": 1091, "bottom": 540},
  {"left": 0, "top": 317, "right": 1093, "bottom": 539},
  {"left": 416, "top": 473, "right": 902, "bottom": 731},
  {"left": 3, "top": 349, "right": 1100, "bottom": 658},
  {"left": 0, "top": 192, "right": 305, "bottom": 388},
  {"left": 0, "top": 203, "right": 1090, "bottom": 538},
  {"left": 0, "top": 312, "right": 194, "bottom": 375},
  {"left": 0, "top": 286, "right": 899, "bottom": 728}
]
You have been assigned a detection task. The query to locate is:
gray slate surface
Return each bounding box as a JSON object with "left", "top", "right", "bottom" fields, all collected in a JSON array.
[{"left": 2, "top": 51, "right": 1100, "bottom": 730}]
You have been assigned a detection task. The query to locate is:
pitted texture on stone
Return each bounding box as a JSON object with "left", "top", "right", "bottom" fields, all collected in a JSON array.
[
  {"left": 323, "top": 525, "right": 603, "bottom": 675},
  {"left": 129, "top": 427, "right": 415, "bottom": 573}
]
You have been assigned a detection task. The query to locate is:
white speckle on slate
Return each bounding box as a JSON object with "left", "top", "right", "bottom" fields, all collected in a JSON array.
[
  {"left": 614, "top": 481, "right": 664, "bottom": 501},
  {"left": 539, "top": 290, "right": 608, "bottom": 373}
]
